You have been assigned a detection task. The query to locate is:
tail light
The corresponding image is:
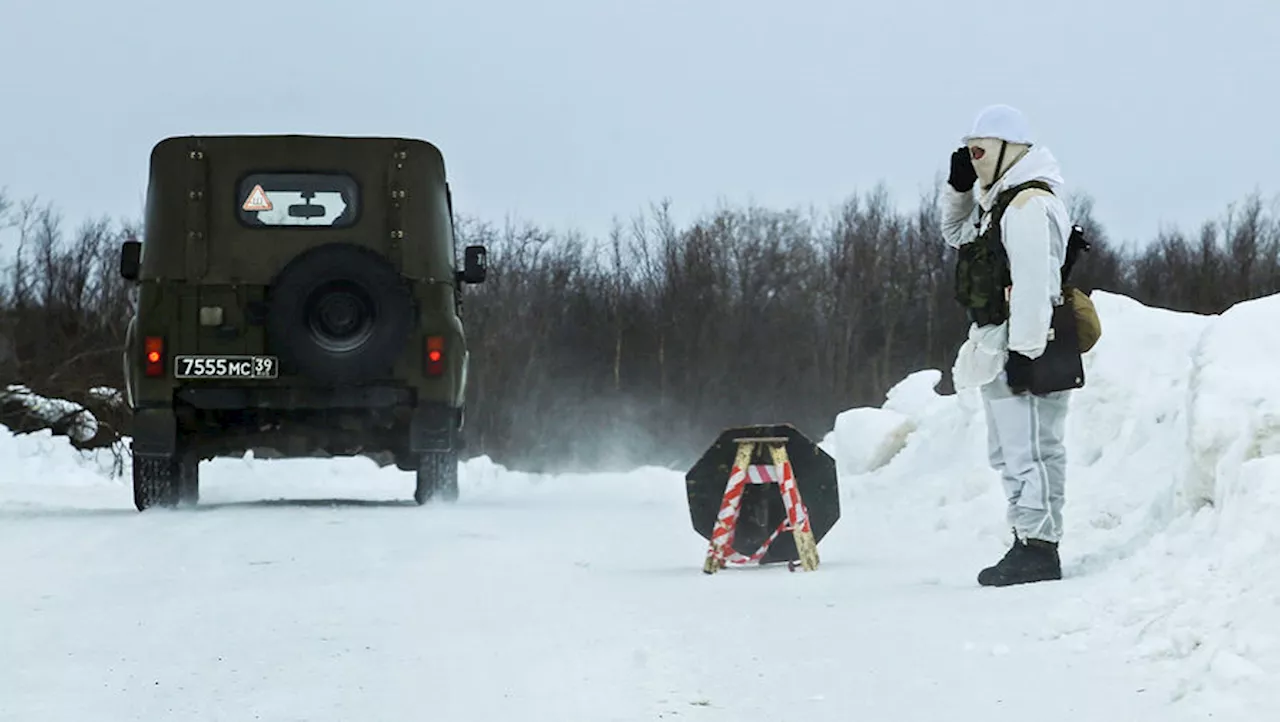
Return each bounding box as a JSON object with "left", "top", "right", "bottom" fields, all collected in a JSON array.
[
  {"left": 144, "top": 336, "right": 165, "bottom": 377},
  {"left": 426, "top": 335, "right": 445, "bottom": 376}
]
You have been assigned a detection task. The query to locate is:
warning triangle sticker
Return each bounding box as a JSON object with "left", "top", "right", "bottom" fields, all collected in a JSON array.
[{"left": 242, "top": 184, "right": 273, "bottom": 212}]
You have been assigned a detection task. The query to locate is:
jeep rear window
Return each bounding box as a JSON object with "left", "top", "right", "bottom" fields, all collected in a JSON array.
[{"left": 236, "top": 173, "right": 359, "bottom": 228}]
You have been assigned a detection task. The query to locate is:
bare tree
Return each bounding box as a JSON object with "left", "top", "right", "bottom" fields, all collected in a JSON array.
[{"left": 3, "top": 185, "right": 1280, "bottom": 474}]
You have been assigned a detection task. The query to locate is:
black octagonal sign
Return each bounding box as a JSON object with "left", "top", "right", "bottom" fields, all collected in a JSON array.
[{"left": 685, "top": 423, "right": 840, "bottom": 565}]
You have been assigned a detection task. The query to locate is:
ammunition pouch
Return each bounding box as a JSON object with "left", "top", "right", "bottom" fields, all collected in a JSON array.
[
  {"left": 1023, "top": 296, "right": 1086, "bottom": 394},
  {"left": 955, "top": 233, "right": 1011, "bottom": 327},
  {"left": 954, "top": 181, "right": 1053, "bottom": 326}
]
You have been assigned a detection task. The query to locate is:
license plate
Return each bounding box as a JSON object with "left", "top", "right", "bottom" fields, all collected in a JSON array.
[{"left": 174, "top": 355, "right": 279, "bottom": 379}]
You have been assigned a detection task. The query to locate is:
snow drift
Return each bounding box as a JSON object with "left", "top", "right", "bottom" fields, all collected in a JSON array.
[{"left": 2, "top": 289, "right": 1279, "bottom": 719}]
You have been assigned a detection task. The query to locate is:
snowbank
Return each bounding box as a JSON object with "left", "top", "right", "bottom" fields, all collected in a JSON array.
[
  {"left": 822, "top": 290, "right": 1280, "bottom": 715},
  {"left": 819, "top": 405, "right": 914, "bottom": 479},
  {"left": 1185, "top": 295, "right": 1280, "bottom": 506},
  {"left": 0, "top": 425, "right": 122, "bottom": 483}
]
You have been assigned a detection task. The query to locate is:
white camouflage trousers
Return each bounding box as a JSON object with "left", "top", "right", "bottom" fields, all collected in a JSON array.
[{"left": 980, "top": 373, "right": 1071, "bottom": 543}]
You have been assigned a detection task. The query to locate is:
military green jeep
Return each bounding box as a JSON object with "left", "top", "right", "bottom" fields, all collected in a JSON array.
[{"left": 118, "top": 134, "right": 486, "bottom": 511}]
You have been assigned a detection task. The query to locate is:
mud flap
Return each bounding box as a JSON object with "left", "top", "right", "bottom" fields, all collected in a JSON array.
[
  {"left": 409, "top": 404, "right": 457, "bottom": 453},
  {"left": 130, "top": 408, "right": 177, "bottom": 456}
]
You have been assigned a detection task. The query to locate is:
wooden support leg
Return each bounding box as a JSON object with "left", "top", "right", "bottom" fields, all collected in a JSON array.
[
  {"left": 770, "top": 443, "right": 819, "bottom": 572},
  {"left": 703, "top": 441, "right": 755, "bottom": 574}
]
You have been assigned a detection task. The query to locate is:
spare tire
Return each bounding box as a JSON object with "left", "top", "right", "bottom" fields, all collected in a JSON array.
[{"left": 265, "top": 243, "right": 413, "bottom": 384}]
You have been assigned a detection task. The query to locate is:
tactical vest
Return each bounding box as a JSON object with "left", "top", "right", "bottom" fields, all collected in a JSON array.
[{"left": 953, "top": 180, "right": 1055, "bottom": 326}]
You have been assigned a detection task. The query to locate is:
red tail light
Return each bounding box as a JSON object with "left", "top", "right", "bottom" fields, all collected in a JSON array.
[
  {"left": 426, "top": 335, "right": 445, "bottom": 376},
  {"left": 144, "top": 336, "right": 165, "bottom": 377}
]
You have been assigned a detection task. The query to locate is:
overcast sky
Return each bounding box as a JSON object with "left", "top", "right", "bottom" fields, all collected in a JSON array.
[{"left": 2, "top": 0, "right": 1278, "bottom": 250}]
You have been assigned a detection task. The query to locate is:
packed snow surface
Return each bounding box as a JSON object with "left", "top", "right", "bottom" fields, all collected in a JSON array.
[{"left": 3, "top": 290, "right": 1279, "bottom": 721}]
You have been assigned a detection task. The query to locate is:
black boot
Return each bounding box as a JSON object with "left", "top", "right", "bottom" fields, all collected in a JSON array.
[{"left": 977, "top": 534, "right": 1061, "bottom": 587}]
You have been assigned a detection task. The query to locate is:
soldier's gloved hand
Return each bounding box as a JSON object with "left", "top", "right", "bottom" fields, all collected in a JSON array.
[
  {"left": 947, "top": 146, "right": 977, "bottom": 192},
  {"left": 1005, "top": 351, "right": 1033, "bottom": 394}
]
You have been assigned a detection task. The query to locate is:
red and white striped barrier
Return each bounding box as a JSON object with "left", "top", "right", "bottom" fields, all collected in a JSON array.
[{"left": 703, "top": 443, "right": 818, "bottom": 573}]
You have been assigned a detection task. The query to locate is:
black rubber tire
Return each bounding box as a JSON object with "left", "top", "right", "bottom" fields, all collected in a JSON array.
[
  {"left": 414, "top": 450, "right": 459, "bottom": 504},
  {"left": 133, "top": 453, "right": 179, "bottom": 511},
  {"left": 265, "top": 243, "right": 414, "bottom": 384}
]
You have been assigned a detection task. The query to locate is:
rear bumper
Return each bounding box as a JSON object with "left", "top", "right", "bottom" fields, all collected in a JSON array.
[
  {"left": 176, "top": 384, "right": 414, "bottom": 410},
  {"left": 131, "top": 385, "right": 460, "bottom": 457}
]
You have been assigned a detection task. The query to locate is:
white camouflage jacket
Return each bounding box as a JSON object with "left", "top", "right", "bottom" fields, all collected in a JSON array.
[{"left": 939, "top": 145, "right": 1073, "bottom": 391}]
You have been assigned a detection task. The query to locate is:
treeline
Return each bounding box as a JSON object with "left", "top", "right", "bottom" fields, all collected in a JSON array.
[
  {"left": 2, "top": 185, "right": 1279, "bottom": 473},
  {"left": 0, "top": 196, "right": 136, "bottom": 453}
]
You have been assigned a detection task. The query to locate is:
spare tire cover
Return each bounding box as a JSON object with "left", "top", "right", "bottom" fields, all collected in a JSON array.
[{"left": 265, "top": 243, "right": 413, "bottom": 384}]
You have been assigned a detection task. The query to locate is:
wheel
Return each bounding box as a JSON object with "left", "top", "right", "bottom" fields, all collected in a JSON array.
[
  {"left": 414, "top": 450, "right": 459, "bottom": 504},
  {"left": 132, "top": 452, "right": 179, "bottom": 511}
]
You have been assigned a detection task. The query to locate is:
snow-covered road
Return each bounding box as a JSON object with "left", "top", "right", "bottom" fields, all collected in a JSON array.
[{"left": 3, "top": 454, "right": 1179, "bottom": 722}]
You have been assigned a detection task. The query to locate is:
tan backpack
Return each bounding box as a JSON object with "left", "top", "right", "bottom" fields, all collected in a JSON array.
[
  {"left": 1061, "top": 225, "right": 1102, "bottom": 353},
  {"left": 1064, "top": 285, "right": 1101, "bottom": 352}
]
